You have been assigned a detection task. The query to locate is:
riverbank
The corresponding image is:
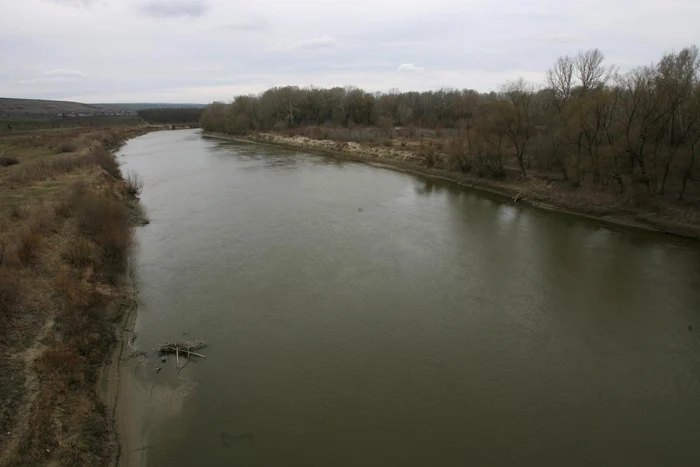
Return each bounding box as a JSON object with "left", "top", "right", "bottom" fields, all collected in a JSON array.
[
  {"left": 96, "top": 262, "right": 141, "bottom": 467},
  {"left": 204, "top": 131, "right": 700, "bottom": 239},
  {"left": 102, "top": 129, "right": 700, "bottom": 466},
  {"left": 0, "top": 124, "right": 156, "bottom": 466}
]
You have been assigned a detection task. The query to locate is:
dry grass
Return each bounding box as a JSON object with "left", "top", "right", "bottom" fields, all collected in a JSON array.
[
  {"left": 0, "top": 124, "right": 151, "bottom": 467},
  {"left": 89, "top": 146, "right": 121, "bottom": 178},
  {"left": 9, "top": 202, "right": 30, "bottom": 220},
  {"left": 5, "top": 154, "right": 93, "bottom": 188},
  {"left": 0, "top": 269, "right": 21, "bottom": 322},
  {"left": 16, "top": 227, "right": 41, "bottom": 266},
  {"left": 64, "top": 235, "right": 99, "bottom": 268},
  {"left": 37, "top": 344, "right": 86, "bottom": 385},
  {"left": 0, "top": 235, "right": 7, "bottom": 267},
  {"left": 53, "top": 141, "right": 78, "bottom": 154}
]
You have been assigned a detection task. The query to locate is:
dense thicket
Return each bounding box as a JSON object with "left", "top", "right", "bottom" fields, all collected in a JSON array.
[
  {"left": 137, "top": 107, "right": 202, "bottom": 125},
  {"left": 201, "top": 47, "right": 700, "bottom": 201}
]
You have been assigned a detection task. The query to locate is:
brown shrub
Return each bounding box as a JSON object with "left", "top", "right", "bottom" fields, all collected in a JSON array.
[
  {"left": 0, "top": 156, "right": 20, "bottom": 167},
  {"left": 0, "top": 269, "right": 21, "bottom": 322},
  {"left": 125, "top": 170, "right": 144, "bottom": 198},
  {"left": 54, "top": 269, "right": 111, "bottom": 362},
  {"left": 74, "top": 196, "right": 131, "bottom": 277},
  {"left": 89, "top": 146, "right": 121, "bottom": 178},
  {"left": 420, "top": 150, "right": 440, "bottom": 168},
  {"left": 57, "top": 180, "right": 90, "bottom": 218},
  {"left": 54, "top": 269, "right": 100, "bottom": 312},
  {"left": 382, "top": 139, "right": 393, "bottom": 147},
  {"left": 65, "top": 236, "right": 99, "bottom": 268},
  {"left": 0, "top": 235, "right": 7, "bottom": 267},
  {"left": 16, "top": 227, "right": 42, "bottom": 265},
  {"left": 9, "top": 202, "right": 30, "bottom": 220},
  {"left": 27, "top": 203, "right": 57, "bottom": 234},
  {"left": 7, "top": 155, "right": 91, "bottom": 188},
  {"left": 53, "top": 141, "right": 78, "bottom": 154},
  {"left": 37, "top": 344, "right": 85, "bottom": 385}
]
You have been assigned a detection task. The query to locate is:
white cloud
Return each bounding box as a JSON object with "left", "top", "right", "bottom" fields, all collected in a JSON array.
[{"left": 397, "top": 63, "right": 425, "bottom": 73}]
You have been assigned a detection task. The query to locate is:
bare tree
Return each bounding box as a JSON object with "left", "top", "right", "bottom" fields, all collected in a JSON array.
[
  {"left": 547, "top": 55, "right": 574, "bottom": 110},
  {"left": 654, "top": 46, "right": 700, "bottom": 194},
  {"left": 378, "top": 116, "right": 393, "bottom": 137},
  {"left": 196, "top": 46, "right": 700, "bottom": 208},
  {"left": 498, "top": 78, "right": 536, "bottom": 177},
  {"left": 575, "top": 49, "right": 614, "bottom": 92}
]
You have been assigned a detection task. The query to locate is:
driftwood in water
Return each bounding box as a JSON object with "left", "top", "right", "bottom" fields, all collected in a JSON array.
[
  {"left": 157, "top": 340, "right": 208, "bottom": 360},
  {"left": 156, "top": 340, "right": 207, "bottom": 372}
]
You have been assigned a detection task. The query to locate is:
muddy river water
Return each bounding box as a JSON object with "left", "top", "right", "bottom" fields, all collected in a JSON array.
[{"left": 119, "top": 129, "right": 700, "bottom": 466}]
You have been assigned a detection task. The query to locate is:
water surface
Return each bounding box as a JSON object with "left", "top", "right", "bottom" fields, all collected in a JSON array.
[{"left": 121, "top": 129, "right": 700, "bottom": 466}]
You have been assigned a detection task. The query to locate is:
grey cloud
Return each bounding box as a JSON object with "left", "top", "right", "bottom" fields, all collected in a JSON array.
[
  {"left": 3, "top": 0, "right": 698, "bottom": 103},
  {"left": 140, "top": 0, "right": 209, "bottom": 18}
]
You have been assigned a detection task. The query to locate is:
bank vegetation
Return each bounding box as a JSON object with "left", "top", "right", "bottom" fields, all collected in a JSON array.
[
  {"left": 0, "top": 124, "right": 150, "bottom": 466},
  {"left": 201, "top": 46, "right": 700, "bottom": 233}
]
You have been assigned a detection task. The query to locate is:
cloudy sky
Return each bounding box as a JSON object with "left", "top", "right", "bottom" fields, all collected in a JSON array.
[{"left": 1, "top": 0, "right": 698, "bottom": 103}]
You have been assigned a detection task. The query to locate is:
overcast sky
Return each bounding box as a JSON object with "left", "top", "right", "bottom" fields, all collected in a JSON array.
[{"left": 1, "top": 0, "right": 698, "bottom": 103}]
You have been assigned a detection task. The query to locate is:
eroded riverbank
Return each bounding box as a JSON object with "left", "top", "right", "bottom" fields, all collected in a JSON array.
[{"left": 204, "top": 131, "right": 700, "bottom": 240}]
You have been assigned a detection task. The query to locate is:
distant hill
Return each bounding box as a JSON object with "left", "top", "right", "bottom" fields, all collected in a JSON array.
[
  {"left": 0, "top": 98, "right": 205, "bottom": 118},
  {"left": 0, "top": 98, "right": 123, "bottom": 117},
  {"left": 97, "top": 103, "right": 205, "bottom": 111}
]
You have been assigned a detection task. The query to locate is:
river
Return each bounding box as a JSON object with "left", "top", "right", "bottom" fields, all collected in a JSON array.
[{"left": 119, "top": 129, "right": 700, "bottom": 466}]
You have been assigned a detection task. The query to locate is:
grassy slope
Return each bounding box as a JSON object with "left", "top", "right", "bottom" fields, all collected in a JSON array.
[
  {"left": 0, "top": 115, "right": 143, "bottom": 132},
  {"left": 0, "top": 122, "right": 153, "bottom": 466},
  {"left": 0, "top": 98, "right": 117, "bottom": 117}
]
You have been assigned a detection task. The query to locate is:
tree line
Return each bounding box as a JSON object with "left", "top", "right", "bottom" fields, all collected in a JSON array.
[
  {"left": 200, "top": 46, "right": 700, "bottom": 201},
  {"left": 138, "top": 107, "right": 203, "bottom": 125}
]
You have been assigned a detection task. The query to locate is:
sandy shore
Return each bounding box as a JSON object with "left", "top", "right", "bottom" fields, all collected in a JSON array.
[
  {"left": 203, "top": 131, "right": 700, "bottom": 240},
  {"left": 97, "top": 262, "right": 147, "bottom": 467}
]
